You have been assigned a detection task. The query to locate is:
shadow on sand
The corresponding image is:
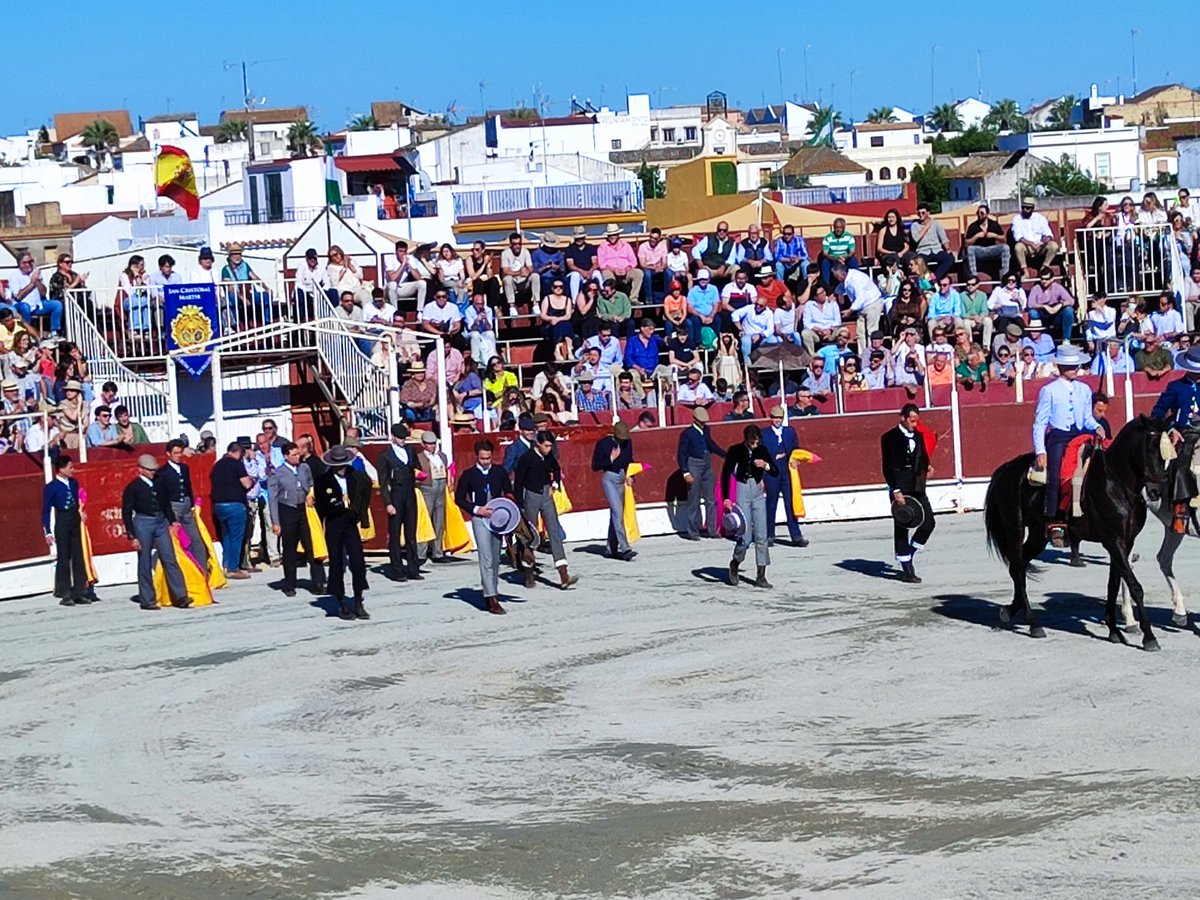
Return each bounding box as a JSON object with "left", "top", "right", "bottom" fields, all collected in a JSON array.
[{"left": 834, "top": 558, "right": 896, "bottom": 581}]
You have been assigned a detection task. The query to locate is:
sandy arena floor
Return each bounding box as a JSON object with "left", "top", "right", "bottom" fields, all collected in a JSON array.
[{"left": 2, "top": 512, "right": 1200, "bottom": 899}]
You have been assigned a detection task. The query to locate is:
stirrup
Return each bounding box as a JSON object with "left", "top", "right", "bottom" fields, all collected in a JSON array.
[{"left": 1047, "top": 523, "right": 1067, "bottom": 549}]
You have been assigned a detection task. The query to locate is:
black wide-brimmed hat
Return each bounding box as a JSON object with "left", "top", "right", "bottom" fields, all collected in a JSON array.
[
  {"left": 891, "top": 494, "right": 925, "bottom": 530},
  {"left": 322, "top": 444, "right": 355, "bottom": 467}
]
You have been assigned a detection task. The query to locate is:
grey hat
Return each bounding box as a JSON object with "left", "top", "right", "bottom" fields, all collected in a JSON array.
[
  {"left": 322, "top": 444, "right": 355, "bottom": 466},
  {"left": 1052, "top": 345, "right": 1091, "bottom": 368},
  {"left": 137, "top": 453, "right": 160, "bottom": 471},
  {"left": 1178, "top": 346, "right": 1200, "bottom": 373}
]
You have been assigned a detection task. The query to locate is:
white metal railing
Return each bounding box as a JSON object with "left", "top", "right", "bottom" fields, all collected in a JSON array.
[
  {"left": 223, "top": 204, "right": 356, "bottom": 226},
  {"left": 64, "top": 300, "right": 171, "bottom": 441},
  {"left": 452, "top": 180, "right": 644, "bottom": 220},
  {"left": 782, "top": 184, "right": 905, "bottom": 206},
  {"left": 312, "top": 300, "right": 392, "bottom": 439},
  {"left": 1074, "top": 222, "right": 1191, "bottom": 299}
]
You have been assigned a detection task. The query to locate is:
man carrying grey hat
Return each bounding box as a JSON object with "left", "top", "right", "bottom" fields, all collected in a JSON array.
[
  {"left": 454, "top": 438, "right": 514, "bottom": 614},
  {"left": 377, "top": 422, "right": 422, "bottom": 581},
  {"left": 676, "top": 405, "right": 727, "bottom": 540},
  {"left": 1033, "top": 344, "right": 1105, "bottom": 547},
  {"left": 512, "top": 429, "right": 579, "bottom": 590},
  {"left": 121, "top": 453, "right": 191, "bottom": 610}
]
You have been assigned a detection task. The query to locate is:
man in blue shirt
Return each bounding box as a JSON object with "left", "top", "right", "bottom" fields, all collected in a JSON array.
[
  {"left": 772, "top": 224, "right": 809, "bottom": 284},
  {"left": 1150, "top": 345, "right": 1200, "bottom": 532},
  {"left": 43, "top": 454, "right": 89, "bottom": 606},
  {"left": 686, "top": 270, "right": 720, "bottom": 343},
  {"left": 623, "top": 318, "right": 668, "bottom": 380},
  {"left": 85, "top": 406, "right": 121, "bottom": 447},
  {"left": 531, "top": 232, "right": 566, "bottom": 299},
  {"left": 1032, "top": 345, "right": 1105, "bottom": 545}
]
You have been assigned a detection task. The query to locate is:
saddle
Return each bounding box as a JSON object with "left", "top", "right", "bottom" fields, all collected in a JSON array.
[{"left": 1026, "top": 435, "right": 1101, "bottom": 516}]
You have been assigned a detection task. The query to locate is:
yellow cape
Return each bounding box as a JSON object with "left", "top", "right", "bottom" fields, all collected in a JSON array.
[
  {"left": 415, "top": 491, "right": 436, "bottom": 544},
  {"left": 305, "top": 499, "right": 329, "bottom": 560},
  {"left": 443, "top": 484, "right": 474, "bottom": 553},
  {"left": 624, "top": 463, "right": 644, "bottom": 543},
  {"left": 153, "top": 524, "right": 214, "bottom": 607},
  {"left": 789, "top": 449, "right": 817, "bottom": 518},
  {"left": 193, "top": 505, "right": 227, "bottom": 590},
  {"left": 552, "top": 484, "right": 573, "bottom": 514}
]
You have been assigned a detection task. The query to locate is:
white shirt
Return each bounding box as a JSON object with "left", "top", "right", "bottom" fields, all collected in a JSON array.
[
  {"left": 189, "top": 265, "right": 219, "bottom": 285},
  {"left": 988, "top": 286, "right": 1027, "bottom": 316},
  {"left": 802, "top": 298, "right": 842, "bottom": 331},
  {"left": 665, "top": 249, "right": 689, "bottom": 271},
  {"left": 364, "top": 302, "right": 398, "bottom": 326},
  {"left": 385, "top": 254, "right": 421, "bottom": 284},
  {"left": 421, "top": 301, "right": 463, "bottom": 326},
  {"left": 842, "top": 268, "right": 883, "bottom": 312},
  {"left": 677, "top": 380, "right": 714, "bottom": 402},
  {"left": 733, "top": 305, "right": 774, "bottom": 338},
  {"left": 296, "top": 262, "right": 329, "bottom": 292},
  {"left": 1150, "top": 307, "right": 1185, "bottom": 337},
  {"left": 23, "top": 421, "right": 58, "bottom": 452},
  {"left": 1010, "top": 212, "right": 1053, "bottom": 244},
  {"left": 334, "top": 472, "right": 348, "bottom": 499},
  {"left": 1085, "top": 307, "right": 1116, "bottom": 340},
  {"left": 721, "top": 282, "right": 757, "bottom": 309},
  {"left": 500, "top": 247, "right": 532, "bottom": 274},
  {"left": 90, "top": 395, "right": 118, "bottom": 417},
  {"left": 774, "top": 306, "right": 797, "bottom": 337},
  {"left": 8, "top": 269, "right": 44, "bottom": 310}
]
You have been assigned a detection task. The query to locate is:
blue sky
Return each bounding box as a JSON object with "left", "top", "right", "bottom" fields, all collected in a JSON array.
[{"left": 6, "top": 1, "right": 1194, "bottom": 135}]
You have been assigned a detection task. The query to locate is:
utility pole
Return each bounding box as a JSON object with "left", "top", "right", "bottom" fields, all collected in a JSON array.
[
  {"left": 803, "top": 44, "right": 811, "bottom": 103},
  {"left": 930, "top": 44, "right": 937, "bottom": 110},
  {"left": 223, "top": 60, "right": 264, "bottom": 161},
  {"left": 1130, "top": 28, "right": 1139, "bottom": 96},
  {"left": 478, "top": 81, "right": 487, "bottom": 117},
  {"left": 849, "top": 69, "right": 856, "bottom": 123},
  {"left": 776, "top": 48, "right": 785, "bottom": 106},
  {"left": 976, "top": 50, "right": 982, "bottom": 99}
]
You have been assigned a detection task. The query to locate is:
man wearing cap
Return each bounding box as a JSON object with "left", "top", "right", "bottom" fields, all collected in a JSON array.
[
  {"left": 722, "top": 424, "right": 779, "bottom": 587},
  {"left": 377, "top": 423, "right": 422, "bottom": 582},
  {"left": 531, "top": 233, "right": 567, "bottom": 299},
  {"left": 881, "top": 404, "right": 936, "bottom": 583},
  {"left": 638, "top": 227, "right": 668, "bottom": 302},
  {"left": 677, "top": 406, "right": 727, "bottom": 540},
  {"left": 762, "top": 407, "right": 807, "bottom": 547},
  {"left": 513, "top": 430, "right": 579, "bottom": 590},
  {"left": 455, "top": 439, "right": 514, "bottom": 614},
  {"left": 686, "top": 271, "right": 720, "bottom": 339},
  {"left": 772, "top": 224, "right": 809, "bottom": 285},
  {"left": 1011, "top": 198, "right": 1060, "bottom": 273},
  {"left": 44, "top": 455, "right": 89, "bottom": 606},
  {"left": 591, "top": 421, "right": 636, "bottom": 561},
  {"left": 597, "top": 224, "right": 644, "bottom": 302},
  {"left": 1151, "top": 345, "right": 1200, "bottom": 533},
  {"left": 313, "top": 445, "right": 373, "bottom": 620},
  {"left": 416, "top": 431, "right": 451, "bottom": 563},
  {"left": 691, "top": 221, "right": 737, "bottom": 286},
  {"left": 122, "top": 453, "right": 190, "bottom": 610},
  {"left": 1032, "top": 346, "right": 1105, "bottom": 546},
  {"left": 565, "top": 226, "right": 601, "bottom": 300}
]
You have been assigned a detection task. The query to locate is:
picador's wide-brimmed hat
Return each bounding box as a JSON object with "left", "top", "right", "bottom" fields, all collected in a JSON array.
[
  {"left": 1178, "top": 346, "right": 1200, "bottom": 373},
  {"left": 483, "top": 497, "right": 521, "bottom": 535},
  {"left": 322, "top": 444, "right": 355, "bottom": 467},
  {"left": 891, "top": 495, "right": 925, "bottom": 529},
  {"left": 1052, "top": 345, "right": 1091, "bottom": 368}
]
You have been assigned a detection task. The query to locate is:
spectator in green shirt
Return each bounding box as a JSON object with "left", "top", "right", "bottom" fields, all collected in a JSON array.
[
  {"left": 597, "top": 279, "right": 633, "bottom": 337},
  {"left": 819, "top": 218, "right": 859, "bottom": 286},
  {"left": 959, "top": 274, "right": 994, "bottom": 349},
  {"left": 113, "top": 405, "right": 150, "bottom": 444},
  {"left": 955, "top": 345, "right": 990, "bottom": 391}
]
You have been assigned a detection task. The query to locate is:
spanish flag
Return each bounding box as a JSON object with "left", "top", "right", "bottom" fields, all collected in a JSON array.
[{"left": 155, "top": 145, "right": 200, "bottom": 220}]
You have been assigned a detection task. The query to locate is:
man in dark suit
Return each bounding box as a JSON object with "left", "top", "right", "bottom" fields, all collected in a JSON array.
[
  {"left": 43, "top": 454, "right": 88, "bottom": 606},
  {"left": 762, "top": 406, "right": 808, "bottom": 548},
  {"left": 313, "top": 444, "right": 373, "bottom": 620},
  {"left": 122, "top": 453, "right": 190, "bottom": 610},
  {"left": 154, "top": 439, "right": 208, "bottom": 577},
  {"left": 676, "top": 406, "right": 726, "bottom": 540},
  {"left": 880, "top": 403, "right": 935, "bottom": 583},
  {"left": 376, "top": 422, "right": 421, "bottom": 581}
]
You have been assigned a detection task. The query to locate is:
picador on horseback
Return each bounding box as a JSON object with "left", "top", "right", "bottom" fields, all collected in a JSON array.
[{"left": 1149, "top": 345, "right": 1200, "bottom": 535}]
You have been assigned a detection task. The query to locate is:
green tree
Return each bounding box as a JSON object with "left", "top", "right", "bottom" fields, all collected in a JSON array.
[
  {"left": 637, "top": 162, "right": 665, "bottom": 199},
  {"left": 929, "top": 125, "right": 999, "bottom": 154},
  {"left": 910, "top": 161, "right": 950, "bottom": 211},
  {"left": 865, "top": 106, "right": 898, "bottom": 124},
  {"left": 983, "top": 98, "right": 1028, "bottom": 132},
  {"left": 215, "top": 119, "right": 249, "bottom": 144},
  {"left": 926, "top": 103, "right": 963, "bottom": 132},
  {"left": 506, "top": 106, "right": 538, "bottom": 120},
  {"left": 1022, "top": 154, "right": 1108, "bottom": 195},
  {"left": 348, "top": 114, "right": 379, "bottom": 131},
  {"left": 1045, "top": 95, "right": 1077, "bottom": 130},
  {"left": 80, "top": 118, "right": 120, "bottom": 169},
  {"left": 37, "top": 125, "right": 49, "bottom": 144},
  {"left": 287, "top": 120, "right": 321, "bottom": 157}
]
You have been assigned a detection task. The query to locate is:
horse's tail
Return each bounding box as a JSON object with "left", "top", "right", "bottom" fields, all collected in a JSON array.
[{"left": 985, "top": 455, "right": 1036, "bottom": 566}]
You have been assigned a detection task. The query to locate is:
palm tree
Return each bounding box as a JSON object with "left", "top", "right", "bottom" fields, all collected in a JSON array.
[
  {"left": 1046, "top": 95, "right": 1077, "bottom": 130},
  {"left": 215, "top": 119, "right": 249, "bottom": 144},
  {"left": 286, "top": 120, "right": 321, "bottom": 157},
  {"left": 983, "top": 98, "right": 1028, "bottom": 132},
  {"left": 926, "top": 103, "right": 963, "bottom": 133},
  {"left": 865, "top": 106, "right": 898, "bottom": 124},
  {"left": 348, "top": 114, "right": 378, "bottom": 131},
  {"left": 80, "top": 118, "right": 119, "bottom": 169}
]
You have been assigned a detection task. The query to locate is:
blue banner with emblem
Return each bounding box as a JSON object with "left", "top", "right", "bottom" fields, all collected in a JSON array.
[{"left": 164, "top": 283, "right": 220, "bottom": 378}]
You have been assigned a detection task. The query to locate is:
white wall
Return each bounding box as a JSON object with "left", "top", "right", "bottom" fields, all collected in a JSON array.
[
  {"left": 997, "top": 127, "right": 1142, "bottom": 190},
  {"left": 71, "top": 216, "right": 133, "bottom": 261},
  {"left": 344, "top": 126, "right": 412, "bottom": 156},
  {"left": 1179, "top": 138, "right": 1200, "bottom": 190}
]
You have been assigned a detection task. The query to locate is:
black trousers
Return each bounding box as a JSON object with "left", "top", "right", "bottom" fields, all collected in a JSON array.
[
  {"left": 54, "top": 509, "right": 87, "bottom": 600},
  {"left": 279, "top": 503, "right": 325, "bottom": 591},
  {"left": 387, "top": 487, "right": 419, "bottom": 578},
  {"left": 325, "top": 513, "right": 368, "bottom": 600},
  {"left": 893, "top": 475, "right": 935, "bottom": 561}
]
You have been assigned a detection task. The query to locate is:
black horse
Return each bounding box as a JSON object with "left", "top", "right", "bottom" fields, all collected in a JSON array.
[{"left": 983, "top": 415, "right": 1170, "bottom": 650}]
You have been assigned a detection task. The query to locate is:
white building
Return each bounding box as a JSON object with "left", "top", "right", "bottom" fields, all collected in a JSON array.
[
  {"left": 835, "top": 122, "right": 931, "bottom": 184},
  {"left": 996, "top": 125, "right": 1142, "bottom": 191},
  {"left": 953, "top": 98, "right": 992, "bottom": 129},
  {"left": 1177, "top": 136, "right": 1200, "bottom": 190}
]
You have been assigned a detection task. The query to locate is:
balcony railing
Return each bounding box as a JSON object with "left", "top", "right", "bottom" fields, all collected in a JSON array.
[
  {"left": 223, "top": 204, "right": 356, "bottom": 226},
  {"left": 781, "top": 184, "right": 905, "bottom": 206},
  {"left": 452, "top": 180, "right": 644, "bottom": 220},
  {"left": 1074, "top": 222, "right": 1193, "bottom": 300}
]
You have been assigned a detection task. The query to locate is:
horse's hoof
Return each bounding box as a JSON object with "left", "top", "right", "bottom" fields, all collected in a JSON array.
[
  {"left": 1029, "top": 625, "right": 1046, "bottom": 639},
  {"left": 1109, "top": 630, "right": 1125, "bottom": 644},
  {"left": 1130, "top": 552, "right": 1140, "bottom": 563},
  {"left": 998, "top": 606, "right": 1013, "bottom": 624},
  {"left": 1144, "top": 638, "right": 1162, "bottom": 653},
  {"left": 1123, "top": 623, "right": 1141, "bottom": 634},
  {"left": 1172, "top": 612, "right": 1189, "bottom": 628},
  {"left": 1068, "top": 558, "right": 1086, "bottom": 568}
]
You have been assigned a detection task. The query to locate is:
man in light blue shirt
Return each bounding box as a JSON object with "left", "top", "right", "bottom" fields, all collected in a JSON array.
[
  {"left": 772, "top": 225, "right": 809, "bottom": 283},
  {"left": 578, "top": 323, "right": 623, "bottom": 368},
  {"left": 800, "top": 285, "right": 843, "bottom": 355},
  {"left": 85, "top": 406, "right": 121, "bottom": 447},
  {"left": 1032, "top": 345, "right": 1105, "bottom": 543},
  {"left": 926, "top": 276, "right": 964, "bottom": 333},
  {"left": 686, "top": 270, "right": 720, "bottom": 336}
]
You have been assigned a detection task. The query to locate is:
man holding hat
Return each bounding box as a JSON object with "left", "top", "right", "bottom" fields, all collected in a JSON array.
[
  {"left": 1151, "top": 345, "right": 1200, "bottom": 533},
  {"left": 881, "top": 404, "right": 936, "bottom": 582},
  {"left": 591, "top": 420, "right": 636, "bottom": 560},
  {"left": 722, "top": 424, "right": 779, "bottom": 587},
  {"left": 677, "top": 406, "right": 727, "bottom": 540},
  {"left": 762, "top": 407, "right": 808, "bottom": 547},
  {"left": 455, "top": 439, "right": 515, "bottom": 614},
  {"left": 513, "top": 430, "right": 579, "bottom": 589},
  {"left": 121, "top": 453, "right": 190, "bottom": 610},
  {"left": 313, "top": 444, "right": 373, "bottom": 620},
  {"left": 416, "top": 430, "right": 451, "bottom": 563},
  {"left": 44, "top": 454, "right": 89, "bottom": 606},
  {"left": 1032, "top": 346, "right": 1105, "bottom": 547},
  {"left": 377, "top": 423, "right": 421, "bottom": 581}
]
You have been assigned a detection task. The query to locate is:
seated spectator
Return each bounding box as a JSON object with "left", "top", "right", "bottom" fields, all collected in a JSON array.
[
  {"left": 615, "top": 370, "right": 646, "bottom": 410},
  {"left": 1021, "top": 321, "right": 1056, "bottom": 364},
  {"left": 624, "top": 318, "right": 669, "bottom": 382},
  {"left": 772, "top": 223, "right": 809, "bottom": 284},
  {"left": 632, "top": 410, "right": 658, "bottom": 431},
  {"left": 735, "top": 223, "right": 773, "bottom": 275},
  {"left": 58, "top": 379, "right": 88, "bottom": 448},
  {"left": 665, "top": 237, "right": 691, "bottom": 291},
  {"left": 1084, "top": 292, "right": 1116, "bottom": 350},
  {"left": 1149, "top": 291, "right": 1185, "bottom": 345},
  {"left": 1174, "top": 334, "right": 1195, "bottom": 368},
  {"left": 840, "top": 356, "right": 866, "bottom": 391},
  {"left": 573, "top": 346, "right": 613, "bottom": 395},
  {"left": 1093, "top": 339, "right": 1134, "bottom": 376},
  {"left": 434, "top": 243, "right": 470, "bottom": 311},
  {"left": 427, "top": 340, "right": 464, "bottom": 388},
  {"left": 363, "top": 288, "right": 398, "bottom": 332},
  {"left": 963, "top": 202, "right": 1011, "bottom": 277},
  {"left": 531, "top": 232, "right": 567, "bottom": 299},
  {"left": 819, "top": 218, "right": 858, "bottom": 285},
  {"left": 666, "top": 327, "right": 698, "bottom": 374},
  {"left": 597, "top": 279, "right": 634, "bottom": 338},
  {"left": 987, "top": 274, "right": 1028, "bottom": 334},
  {"left": 295, "top": 248, "right": 334, "bottom": 310},
  {"left": 573, "top": 372, "right": 610, "bottom": 412},
  {"left": 662, "top": 279, "right": 694, "bottom": 343},
  {"left": 723, "top": 391, "right": 755, "bottom": 421},
  {"left": 500, "top": 232, "right": 539, "bottom": 316},
  {"left": 9, "top": 252, "right": 64, "bottom": 336},
  {"left": 956, "top": 345, "right": 990, "bottom": 391},
  {"left": 863, "top": 349, "right": 893, "bottom": 389},
  {"left": 0, "top": 308, "right": 29, "bottom": 354},
  {"left": 638, "top": 227, "right": 669, "bottom": 302},
  {"left": 1117, "top": 297, "right": 1151, "bottom": 348},
  {"left": 790, "top": 386, "right": 821, "bottom": 416},
  {"left": 991, "top": 345, "right": 1016, "bottom": 383},
  {"left": 926, "top": 325, "right": 954, "bottom": 359},
  {"left": 453, "top": 357, "right": 487, "bottom": 420},
  {"left": 531, "top": 361, "right": 570, "bottom": 404},
  {"left": 685, "top": 270, "right": 721, "bottom": 345},
  {"left": 482, "top": 356, "right": 519, "bottom": 409},
  {"left": 573, "top": 279, "right": 601, "bottom": 341},
  {"left": 959, "top": 275, "right": 994, "bottom": 348},
  {"left": 1026, "top": 268, "right": 1077, "bottom": 341},
  {"left": 113, "top": 405, "right": 148, "bottom": 444},
  {"left": 89, "top": 380, "right": 118, "bottom": 417},
  {"left": 774, "top": 288, "right": 801, "bottom": 347},
  {"left": 713, "top": 331, "right": 742, "bottom": 387},
  {"left": 676, "top": 367, "right": 715, "bottom": 408},
  {"left": 816, "top": 327, "right": 854, "bottom": 371},
  {"left": 927, "top": 351, "right": 955, "bottom": 386},
  {"left": 1135, "top": 332, "right": 1173, "bottom": 379},
  {"left": 579, "top": 322, "right": 623, "bottom": 369},
  {"left": 1010, "top": 197, "right": 1060, "bottom": 272},
  {"left": 464, "top": 292, "right": 498, "bottom": 363},
  {"left": 909, "top": 203, "right": 955, "bottom": 280},
  {"left": 691, "top": 221, "right": 737, "bottom": 285},
  {"left": 892, "top": 329, "right": 927, "bottom": 388},
  {"left": 565, "top": 227, "right": 601, "bottom": 300},
  {"left": 991, "top": 321, "right": 1025, "bottom": 360},
  {"left": 800, "top": 283, "right": 842, "bottom": 355},
  {"left": 398, "top": 361, "right": 437, "bottom": 421},
  {"left": 754, "top": 265, "right": 791, "bottom": 310},
  {"left": 720, "top": 269, "right": 757, "bottom": 333},
  {"left": 907, "top": 255, "right": 934, "bottom": 291},
  {"left": 951, "top": 326, "right": 973, "bottom": 363},
  {"left": 1185, "top": 266, "right": 1200, "bottom": 332},
  {"left": 333, "top": 290, "right": 371, "bottom": 357},
  {"left": 420, "top": 288, "right": 465, "bottom": 347},
  {"left": 712, "top": 378, "right": 734, "bottom": 402},
  {"left": 927, "top": 275, "right": 964, "bottom": 334},
  {"left": 733, "top": 292, "right": 778, "bottom": 361},
  {"left": 890, "top": 282, "right": 926, "bottom": 339},
  {"left": 1016, "top": 345, "right": 1055, "bottom": 380},
  {"left": 802, "top": 357, "right": 834, "bottom": 400},
  {"left": 537, "top": 381, "right": 574, "bottom": 425},
  {"left": 539, "top": 278, "right": 575, "bottom": 349},
  {"left": 875, "top": 208, "right": 911, "bottom": 263},
  {"left": 598, "top": 224, "right": 643, "bottom": 301},
  {"left": 876, "top": 254, "right": 904, "bottom": 304}
]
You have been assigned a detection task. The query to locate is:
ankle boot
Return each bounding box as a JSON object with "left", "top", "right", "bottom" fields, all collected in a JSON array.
[
  {"left": 337, "top": 597, "right": 355, "bottom": 620},
  {"left": 728, "top": 558, "right": 740, "bottom": 586},
  {"left": 353, "top": 597, "right": 370, "bottom": 620},
  {"left": 557, "top": 565, "right": 578, "bottom": 589},
  {"left": 753, "top": 566, "right": 772, "bottom": 588},
  {"left": 486, "top": 596, "right": 506, "bottom": 615},
  {"left": 524, "top": 565, "right": 537, "bottom": 588},
  {"left": 900, "top": 561, "right": 922, "bottom": 584}
]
